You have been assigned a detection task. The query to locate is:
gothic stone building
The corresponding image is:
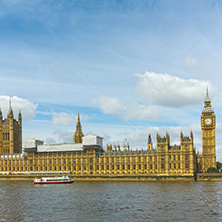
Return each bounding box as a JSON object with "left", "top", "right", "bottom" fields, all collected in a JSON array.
[{"left": 0, "top": 91, "right": 216, "bottom": 175}]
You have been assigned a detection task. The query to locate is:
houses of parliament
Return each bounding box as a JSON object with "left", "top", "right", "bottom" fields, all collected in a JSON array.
[{"left": 0, "top": 90, "right": 216, "bottom": 176}]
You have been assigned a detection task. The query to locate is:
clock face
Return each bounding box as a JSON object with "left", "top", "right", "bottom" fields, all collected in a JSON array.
[{"left": 204, "top": 118, "right": 212, "bottom": 125}]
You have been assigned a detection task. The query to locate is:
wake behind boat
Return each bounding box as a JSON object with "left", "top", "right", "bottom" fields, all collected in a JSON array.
[{"left": 34, "top": 175, "right": 74, "bottom": 185}]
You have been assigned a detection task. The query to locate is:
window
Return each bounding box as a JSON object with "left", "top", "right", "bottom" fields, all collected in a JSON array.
[
  {"left": 185, "top": 145, "right": 188, "bottom": 150},
  {"left": 107, "top": 165, "right": 109, "bottom": 170},
  {"left": 174, "top": 155, "right": 176, "bottom": 161},
  {"left": 90, "top": 158, "right": 93, "bottom": 163},
  {"left": 150, "top": 157, "right": 152, "bottom": 162},
  {"left": 161, "top": 164, "right": 165, "bottom": 170},
  {"left": 107, "top": 158, "right": 109, "bottom": 163},
  {"left": 150, "top": 164, "right": 153, "bottom": 169},
  {"left": 185, "top": 155, "right": 189, "bottom": 161},
  {"left": 144, "top": 165, "right": 147, "bottom": 169},
  {"left": 178, "top": 163, "right": 180, "bottom": 169},
  {"left": 90, "top": 166, "right": 93, "bottom": 170},
  {"left": 133, "top": 157, "right": 135, "bottom": 162},
  {"left": 139, "top": 157, "right": 141, "bottom": 162},
  {"left": 144, "top": 157, "right": 147, "bottom": 162},
  {"left": 102, "top": 158, "right": 104, "bottom": 163},
  {"left": 122, "top": 157, "right": 125, "bottom": 162},
  {"left": 185, "top": 163, "right": 189, "bottom": 169},
  {"left": 178, "top": 155, "right": 180, "bottom": 161},
  {"left": 161, "top": 155, "right": 165, "bottom": 161},
  {"left": 122, "top": 165, "right": 125, "bottom": 170},
  {"left": 139, "top": 165, "right": 141, "bottom": 169},
  {"left": 84, "top": 159, "right": 86, "bottom": 163},
  {"left": 161, "top": 146, "right": 164, "bottom": 151},
  {"left": 128, "top": 165, "right": 130, "bottom": 170},
  {"left": 79, "top": 159, "right": 81, "bottom": 163}
]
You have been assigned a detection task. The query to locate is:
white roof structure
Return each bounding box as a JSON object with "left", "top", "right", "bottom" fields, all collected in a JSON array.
[
  {"left": 37, "top": 143, "right": 83, "bottom": 153},
  {"left": 23, "top": 135, "right": 103, "bottom": 153},
  {"left": 83, "top": 135, "right": 103, "bottom": 147},
  {"left": 23, "top": 138, "right": 44, "bottom": 149}
]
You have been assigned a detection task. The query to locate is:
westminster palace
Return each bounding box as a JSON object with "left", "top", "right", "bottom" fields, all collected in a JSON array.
[{"left": 0, "top": 90, "right": 217, "bottom": 175}]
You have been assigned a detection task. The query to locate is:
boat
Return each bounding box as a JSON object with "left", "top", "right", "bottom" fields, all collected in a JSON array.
[{"left": 34, "top": 175, "right": 74, "bottom": 185}]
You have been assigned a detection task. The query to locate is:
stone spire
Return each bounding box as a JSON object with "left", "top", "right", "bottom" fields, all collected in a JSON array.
[
  {"left": 148, "top": 134, "right": 152, "bottom": 144},
  {"left": 7, "top": 95, "right": 13, "bottom": 118},
  {"left": 203, "top": 87, "right": 213, "bottom": 113},
  {"left": 18, "top": 109, "right": 22, "bottom": 125},
  {"left": 73, "top": 113, "right": 84, "bottom": 143}
]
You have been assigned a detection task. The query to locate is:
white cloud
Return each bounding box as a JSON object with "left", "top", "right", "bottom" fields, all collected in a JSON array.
[
  {"left": 51, "top": 112, "right": 75, "bottom": 126},
  {"left": 93, "top": 95, "right": 124, "bottom": 114},
  {"left": 53, "top": 130, "right": 74, "bottom": 143},
  {"left": 0, "top": 95, "right": 37, "bottom": 121},
  {"left": 93, "top": 95, "right": 162, "bottom": 120},
  {"left": 51, "top": 112, "right": 89, "bottom": 126},
  {"left": 185, "top": 54, "right": 197, "bottom": 69},
  {"left": 134, "top": 71, "right": 217, "bottom": 107}
]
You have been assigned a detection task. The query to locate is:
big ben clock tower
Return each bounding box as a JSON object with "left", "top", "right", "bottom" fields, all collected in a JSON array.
[{"left": 201, "top": 88, "right": 216, "bottom": 172}]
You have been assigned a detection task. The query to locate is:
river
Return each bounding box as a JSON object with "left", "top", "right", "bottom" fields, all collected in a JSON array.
[{"left": 0, "top": 180, "right": 222, "bottom": 221}]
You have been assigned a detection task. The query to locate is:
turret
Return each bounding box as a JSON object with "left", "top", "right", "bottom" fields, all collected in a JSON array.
[
  {"left": 147, "top": 134, "right": 152, "bottom": 151},
  {"left": 73, "top": 113, "right": 84, "bottom": 143},
  {"left": 18, "top": 110, "right": 22, "bottom": 125}
]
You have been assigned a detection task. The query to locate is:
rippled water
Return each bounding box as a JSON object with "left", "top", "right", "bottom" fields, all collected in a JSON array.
[{"left": 0, "top": 180, "right": 222, "bottom": 221}]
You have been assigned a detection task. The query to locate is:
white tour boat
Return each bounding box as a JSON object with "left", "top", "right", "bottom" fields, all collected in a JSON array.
[{"left": 34, "top": 175, "right": 74, "bottom": 185}]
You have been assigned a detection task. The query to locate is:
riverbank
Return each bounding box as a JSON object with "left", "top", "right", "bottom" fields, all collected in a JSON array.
[{"left": 0, "top": 173, "right": 222, "bottom": 181}]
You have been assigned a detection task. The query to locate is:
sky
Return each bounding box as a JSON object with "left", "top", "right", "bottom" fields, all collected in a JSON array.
[{"left": 1, "top": 0, "right": 222, "bottom": 160}]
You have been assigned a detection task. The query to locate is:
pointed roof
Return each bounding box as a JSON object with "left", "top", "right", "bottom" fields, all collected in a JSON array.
[
  {"left": 204, "top": 87, "right": 211, "bottom": 103},
  {"left": 203, "top": 87, "right": 213, "bottom": 113}
]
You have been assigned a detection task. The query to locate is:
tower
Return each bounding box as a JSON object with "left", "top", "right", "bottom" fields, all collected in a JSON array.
[
  {"left": 201, "top": 88, "right": 216, "bottom": 172},
  {"left": 73, "top": 113, "right": 84, "bottom": 143},
  {"left": 0, "top": 96, "right": 22, "bottom": 155}
]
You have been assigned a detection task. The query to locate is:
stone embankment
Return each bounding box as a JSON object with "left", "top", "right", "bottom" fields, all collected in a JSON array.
[{"left": 0, "top": 173, "right": 222, "bottom": 181}]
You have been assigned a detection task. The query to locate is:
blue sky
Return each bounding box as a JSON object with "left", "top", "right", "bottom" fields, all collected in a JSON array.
[{"left": 1, "top": 0, "right": 222, "bottom": 160}]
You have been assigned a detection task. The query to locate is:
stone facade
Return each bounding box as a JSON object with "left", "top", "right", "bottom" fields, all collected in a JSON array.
[
  {"left": 0, "top": 107, "right": 22, "bottom": 155},
  {"left": 0, "top": 90, "right": 216, "bottom": 175}
]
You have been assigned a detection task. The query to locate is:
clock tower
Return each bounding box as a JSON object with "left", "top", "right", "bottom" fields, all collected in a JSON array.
[{"left": 201, "top": 88, "right": 216, "bottom": 172}]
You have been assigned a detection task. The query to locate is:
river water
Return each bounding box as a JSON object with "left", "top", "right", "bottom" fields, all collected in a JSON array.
[{"left": 0, "top": 180, "right": 222, "bottom": 222}]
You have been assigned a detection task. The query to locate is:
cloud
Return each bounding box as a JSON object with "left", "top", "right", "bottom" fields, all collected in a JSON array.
[
  {"left": 51, "top": 112, "right": 89, "bottom": 126},
  {"left": 134, "top": 71, "right": 217, "bottom": 107},
  {"left": 93, "top": 95, "right": 162, "bottom": 120},
  {"left": 53, "top": 130, "right": 74, "bottom": 143},
  {"left": 51, "top": 112, "right": 75, "bottom": 126},
  {"left": 0, "top": 95, "right": 37, "bottom": 121},
  {"left": 185, "top": 54, "right": 197, "bottom": 69}
]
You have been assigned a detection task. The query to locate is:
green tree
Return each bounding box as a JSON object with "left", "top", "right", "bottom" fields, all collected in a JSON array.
[
  {"left": 207, "top": 167, "right": 218, "bottom": 173},
  {"left": 217, "top": 161, "right": 222, "bottom": 169}
]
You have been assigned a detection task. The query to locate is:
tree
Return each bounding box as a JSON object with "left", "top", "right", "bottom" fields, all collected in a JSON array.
[
  {"left": 207, "top": 167, "right": 218, "bottom": 173},
  {"left": 217, "top": 161, "right": 222, "bottom": 169}
]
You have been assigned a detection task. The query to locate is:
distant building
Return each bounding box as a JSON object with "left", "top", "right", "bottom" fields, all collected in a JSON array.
[
  {"left": 0, "top": 90, "right": 216, "bottom": 175},
  {"left": 0, "top": 104, "right": 22, "bottom": 155}
]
